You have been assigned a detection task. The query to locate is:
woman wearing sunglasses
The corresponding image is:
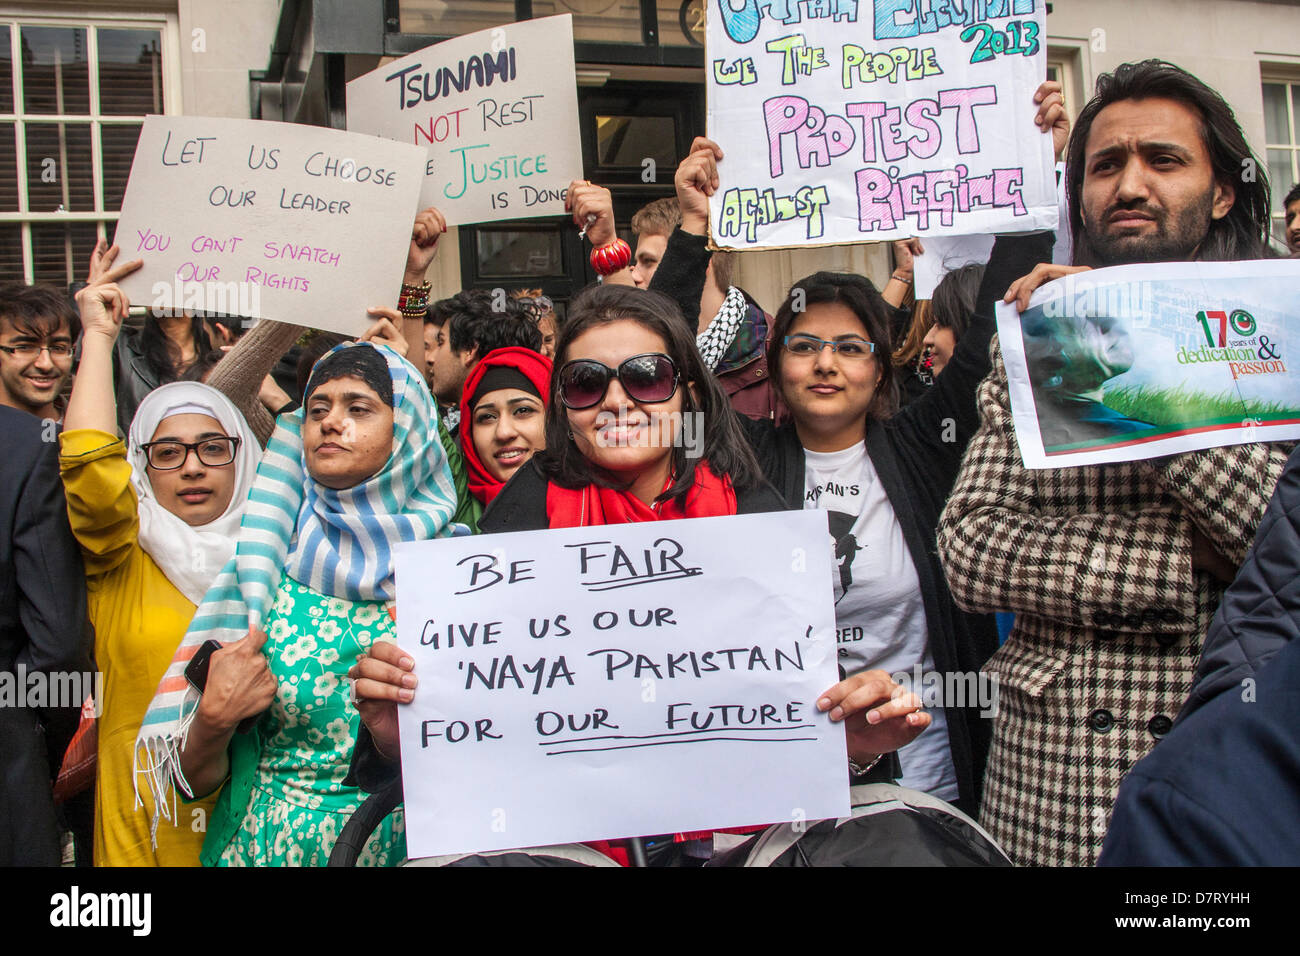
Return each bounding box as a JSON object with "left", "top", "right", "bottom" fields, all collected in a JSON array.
[
  {"left": 348, "top": 284, "right": 932, "bottom": 862},
  {"left": 58, "top": 263, "right": 262, "bottom": 866}
]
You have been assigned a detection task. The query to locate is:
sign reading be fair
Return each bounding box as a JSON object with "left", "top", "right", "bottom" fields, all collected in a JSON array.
[
  {"left": 346, "top": 15, "right": 582, "bottom": 225},
  {"left": 706, "top": 0, "right": 1058, "bottom": 249},
  {"left": 394, "top": 511, "right": 848, "bottom": 859},
  {"left": 112, "top": 115, "right": 425, "bottom": 335}
]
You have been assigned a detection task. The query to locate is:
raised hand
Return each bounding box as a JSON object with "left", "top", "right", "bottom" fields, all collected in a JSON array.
[
  {"left": 675, "top": 136, "right": 724, "bottom": 235},
  {"left": 359, "top": 309, "right": 409, "bottom": 359},
  {"left": 404, "top": 207, "right": 447, "bottom": 285},
  {"left": 566, "top": 179, "right": 616, "bottom": 248}
]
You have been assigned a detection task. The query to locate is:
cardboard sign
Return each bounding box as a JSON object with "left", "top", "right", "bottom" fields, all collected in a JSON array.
[
  {"left": 346, "top": 15, "right": 582, "bottom": 225},
  {"left": 706, "top": 1, "right": 1058, "bottom": 249},
  {"left": 112, "top": 115, "right": 425, "bottom": 336},
  {"left": 393, "top": 510, "right": 849, "bottom": 859},
  {"left": 998, "top": 260, "right": 1300, "bottom": 468}
]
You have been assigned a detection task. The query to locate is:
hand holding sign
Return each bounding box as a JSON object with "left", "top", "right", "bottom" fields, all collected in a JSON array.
[
  {"left": 348, "top": 640, "right": 416, "bottom": 760},
  {"left": 1034, "top": 79, "right": 1070, "bottom": 160},
  {"left": 817, "top": 670, "right": 929, "bottom": 767}
]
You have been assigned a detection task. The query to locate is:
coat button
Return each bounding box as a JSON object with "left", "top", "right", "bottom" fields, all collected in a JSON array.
[
  {"left": 1155, "top": 632, "right": 1179, "bottom": 648},
  {"left": 1148, "top": 715, "right": 1173, "bottom": 739},
  {"left": 1160, "top": 608, "right": 1180, "bottom": 623},
  {"left": 1124, "top": 612, "right": 1143, "bottom": 628},
  {"left": 1094, "top": 610, "right": 1113, "bottom": 627},
  {"left": 1088, "top": 709, "right": 1115, "bottom": 733}
]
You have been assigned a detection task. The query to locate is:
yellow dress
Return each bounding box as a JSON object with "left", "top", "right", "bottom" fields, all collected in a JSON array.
[{"left": 59, "top": 428, "right": 218, "bottom": 866}]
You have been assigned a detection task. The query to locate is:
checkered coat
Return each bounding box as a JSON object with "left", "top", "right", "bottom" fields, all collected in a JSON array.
[{"left": 936, "top": 340, "right": 1292, "bottom": 866}]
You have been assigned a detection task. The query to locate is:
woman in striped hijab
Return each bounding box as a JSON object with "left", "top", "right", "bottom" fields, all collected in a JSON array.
[{"left": 135, "top": 341, "right": 458, "bottom": 866}]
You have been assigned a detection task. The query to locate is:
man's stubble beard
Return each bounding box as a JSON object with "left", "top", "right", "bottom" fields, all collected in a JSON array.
[{"left": 1083, "top": 188, "right": 1216, "bottom": 266}]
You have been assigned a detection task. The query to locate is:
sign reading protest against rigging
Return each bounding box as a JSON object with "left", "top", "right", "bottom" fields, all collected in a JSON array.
[{"left": 706, "top": 0, "right": 1058, "bottom": 249}]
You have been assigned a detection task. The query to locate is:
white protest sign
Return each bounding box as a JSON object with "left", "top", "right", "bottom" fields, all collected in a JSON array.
[
  {"left": 706, "top": 1, "right": 1058, "bottom": 249},
  {"left": 394, "top": 510, "right": 848, "bottom": 859},
  {"left": 346, "top": 15, "right": 582, "bottom": 225},
  {"left": 112, "top": 115, "right": 425, "bottom": 336},
  {"left": 913, "top": 234, "right": 995, "bottom": 299}
]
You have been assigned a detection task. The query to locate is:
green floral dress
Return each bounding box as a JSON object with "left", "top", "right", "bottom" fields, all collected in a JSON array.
[{"left": 217, "top": 576, "right": 406, "bottom": 867}]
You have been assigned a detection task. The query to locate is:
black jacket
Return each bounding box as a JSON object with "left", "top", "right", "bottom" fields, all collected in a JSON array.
[
  {"left": 0, "top": 408, "right": 91, "bottom": 865},
  {"left": 652, "top": 227, "right": 1054, "bottom": 812},
  {"left": 1177, "top": 441, "right": 1300, "bottom": 724}
]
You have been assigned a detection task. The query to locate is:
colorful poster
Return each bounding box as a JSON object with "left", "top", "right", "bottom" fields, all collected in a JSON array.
[
  {"left": 346, "top": 15, "right": 582, "bottom": 225},
  {"left": 705, "top": 0, "right": 1058, "bottom": 250},
  {"left": 997, "top": 260, "right": 1300, "bottom": 468},
  {"left": 393, "top": 511, "right": 848, "bottom": 859},
  {"left": 111, "top": 115, "right": 425, "bottom": 336}
]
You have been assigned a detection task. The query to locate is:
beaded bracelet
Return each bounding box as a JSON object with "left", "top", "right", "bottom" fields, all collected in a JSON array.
[{"left": 398, "top": 279, "right": 431, "bottom": 318}]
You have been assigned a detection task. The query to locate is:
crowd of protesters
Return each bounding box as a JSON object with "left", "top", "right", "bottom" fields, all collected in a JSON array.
[{"left": 2, "top": 59, "right": 1299, "bottom": 868}]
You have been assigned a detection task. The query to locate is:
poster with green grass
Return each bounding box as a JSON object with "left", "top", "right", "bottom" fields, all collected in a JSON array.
[{"left": 997, "top": 260, "right": 1300, "bottom": 468}]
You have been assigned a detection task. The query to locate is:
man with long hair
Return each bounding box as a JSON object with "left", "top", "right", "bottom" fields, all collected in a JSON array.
[{"left": 937, "top": 60, "right": 1292, "bottom": 866}]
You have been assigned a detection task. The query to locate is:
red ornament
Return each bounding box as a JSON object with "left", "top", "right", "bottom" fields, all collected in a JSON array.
[{"left": 590, "top": 238, "right": 631, "bottom": 276}]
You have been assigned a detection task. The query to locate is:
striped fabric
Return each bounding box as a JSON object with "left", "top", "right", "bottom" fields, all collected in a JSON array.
[{"left": 133, "top": 342, "right": 458, "bottom": 841}]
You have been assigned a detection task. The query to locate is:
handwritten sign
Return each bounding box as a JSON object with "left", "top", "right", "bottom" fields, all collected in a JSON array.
[
  {"left": 998, "top": 260, "right": 1300, "bottom": 468},
  {"left": 346, "top": 15, "right": 582, "bottom": 225},
  {"left": 394, "top": 510, "right": 848, "bottom": 859},
  {"left": 112, "top": 116, "right": 425, "bottom": 336},
  {"left": 706, "top": 1, "right": 1058, "bottom": 249},
  {"left": 913, "top": 234, "right": 994, "bottom": 299}
]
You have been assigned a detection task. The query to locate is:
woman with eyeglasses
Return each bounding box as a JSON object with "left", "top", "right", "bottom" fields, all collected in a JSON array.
[
  {"left": 57, "top": 261, "right": 262, "bottom": 866},
  {"left": 347, "top": 284, "right": 932, "bottom": 863},
  {"left": 743, "top": 261, "right": 1049, "bottom": 816}
]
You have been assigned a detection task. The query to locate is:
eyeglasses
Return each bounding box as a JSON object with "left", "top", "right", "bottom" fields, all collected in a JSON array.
[
  {"left": 782, "top": 334, "right": 876, "bottom": 359},
  {"left": 0, "top": 342, "right": 74, "bottom": 359},
  {"left": 140, "top": 437, "right": 241, "bottom": 470},
  {"left": 558, "top": 353, "right": 679, "bottom": 410}
]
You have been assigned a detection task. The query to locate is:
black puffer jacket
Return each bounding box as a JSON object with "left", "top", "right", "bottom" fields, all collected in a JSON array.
[{"left": 1177, "top": 442, "right": 1300, "bottom": 723}]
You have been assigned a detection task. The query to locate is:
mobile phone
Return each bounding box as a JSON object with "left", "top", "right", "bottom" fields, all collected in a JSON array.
[
  {"left": 183, "top": 638, "right": 263, "bottom": 734},
  {"left": 184, "top": 639, "right": 223, "bottom": 693}
]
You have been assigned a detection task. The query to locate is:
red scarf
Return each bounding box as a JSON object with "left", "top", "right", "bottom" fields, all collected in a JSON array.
[
  {"left": 547, "top": 461, "right": 762, "bottom": 859},
  {"left": 460, "top": 347, "right": 553, "bottom": 506},
  {"left": 545, "top": 461, "right": 738, "bottom": 527}
]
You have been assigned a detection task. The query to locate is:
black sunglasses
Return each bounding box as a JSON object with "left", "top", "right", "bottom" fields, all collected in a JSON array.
[{"left": 557, "top": 353, "right": 679, "bottom": 410}]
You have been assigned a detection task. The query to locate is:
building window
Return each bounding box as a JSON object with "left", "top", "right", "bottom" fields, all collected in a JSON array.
[
  {"left": 0, "top": 17, "right": 168, "bottom": 286},
  {"left": 1263, "top": 79, "right": 1300, "bottom": 246}
]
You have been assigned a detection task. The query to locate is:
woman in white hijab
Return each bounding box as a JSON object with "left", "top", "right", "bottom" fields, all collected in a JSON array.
[{"left": 59, "top": 263, "right": 260, "bottom": 866}]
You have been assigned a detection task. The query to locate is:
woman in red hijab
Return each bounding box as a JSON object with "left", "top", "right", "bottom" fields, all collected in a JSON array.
[{"left": 459, "top": 346, "right": 552, "bottom": 507}]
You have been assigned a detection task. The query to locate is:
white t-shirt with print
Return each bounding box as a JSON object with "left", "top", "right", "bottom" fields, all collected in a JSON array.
[{"left": 804, "top": 441, "right": 959, "bottom": 802}]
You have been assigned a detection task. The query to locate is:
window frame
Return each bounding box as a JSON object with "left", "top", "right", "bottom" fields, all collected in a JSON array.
[
  {"left": 1261, "top": 72, "right": 1300, "bottom": 247},
  {"left": 0, "top": 9, "right": 182, "bottom": 283}
]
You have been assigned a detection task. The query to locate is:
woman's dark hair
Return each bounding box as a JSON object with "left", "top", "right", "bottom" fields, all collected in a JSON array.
[
  {"left": 929, "top": 263, "right": 984, "bottom": 339},
  {"left": 768, "top": 271, "right": 898, "bottom": 421},
  {"left": 534, "top": 283, "right": 763, "bottom": 503},
  {"left": 295, "top": 332, "right": 350, "bottom": 399},
  {"left": 139, "top": 314, "right": 212, "bottom": 384},
  {"left": 1065, "top": 59, "right": 1270, "bottom": 265}
]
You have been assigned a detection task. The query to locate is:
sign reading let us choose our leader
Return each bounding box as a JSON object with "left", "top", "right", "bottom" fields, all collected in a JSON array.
[
  {"left": 394, "top": 510, "right": 849, "bottom": 859},
  {"left": 706, "top": 0, "right": 1058, "bottom": 250},
  {"left": 346, "top": 14, "right": 582, "bottom": 225},
  {"left": 112, "top": 115, "right": 425, "bottom": 336}
]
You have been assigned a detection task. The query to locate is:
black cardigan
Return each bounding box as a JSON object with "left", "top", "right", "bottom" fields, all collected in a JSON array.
[{"left": 651, "top": 226, "right": 1054, "bottom": 812}]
